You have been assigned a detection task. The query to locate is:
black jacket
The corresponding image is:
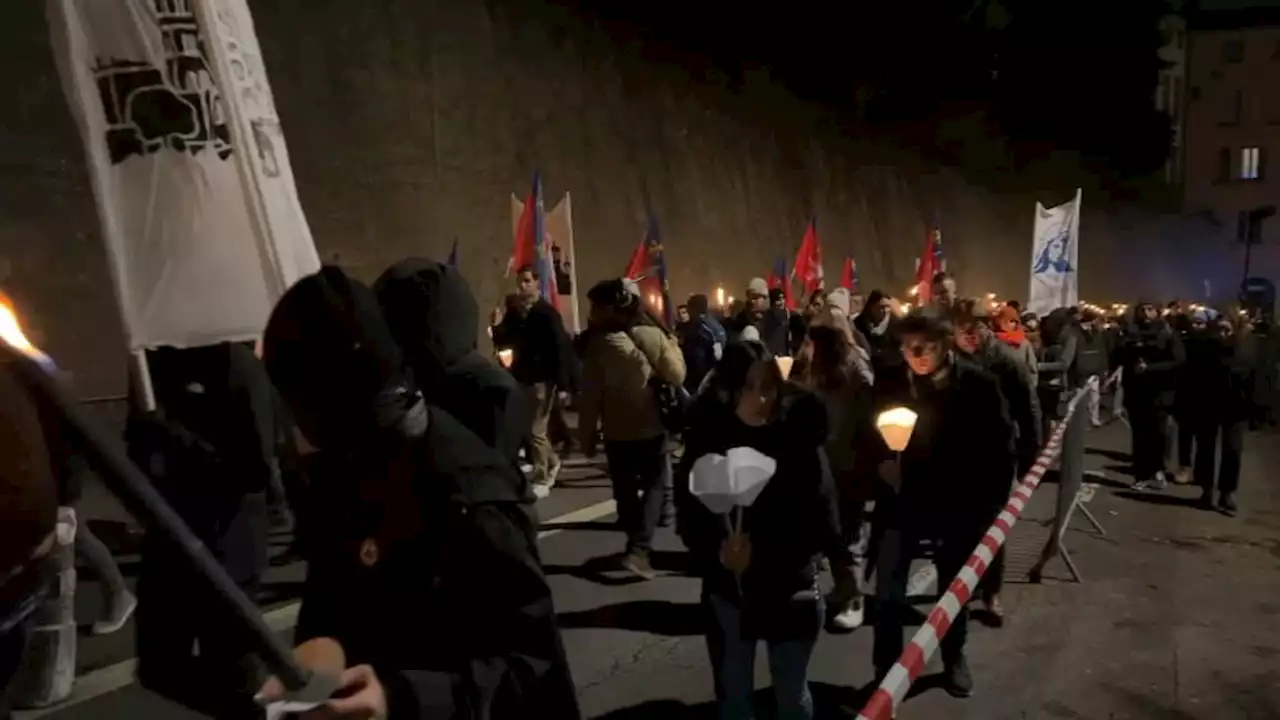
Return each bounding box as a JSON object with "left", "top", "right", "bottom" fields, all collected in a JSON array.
[
  {"left": 675, "top": 390, "right": 849, "bottom": 639},
  {"left": 296, "top": 406, "right": 580, "bottom": 719},
  {"left": 263, "top": 267, "right": 579, "bottom": 720},
  {"left": 376, "top": 259, "right": 531, "bottom": 469},
  {"left": 493, "top": 299, "right": 576, "bottom": 391},
  {"left": 1181, "top": 328, "right": 1255, "bottom": 422},
  {"left": 1119, "top": 313, "right": 1184, "bottom": 408},
  {"left": 866, "top": 357, "right": 1016, "bottom": 540},
  {"left": 1075, "top": 326, "right": 1110, "bottom": 379}
]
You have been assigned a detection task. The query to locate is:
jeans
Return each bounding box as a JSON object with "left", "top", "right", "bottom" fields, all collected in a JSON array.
[
  {"left": 73, "top": 520, "right": 128, "bottom": 615},
  {"left": 524, "top": 383, "right": 559, "bottom": 486},
  {"left": 706, "top": 594, "right": 818, "bottom": 720},
  {"left": 873, "top": 529, "right": 972, "bottom": 673},
  {"left": 605, "top": 436, "right": 669, "bottom": 554},
  {"left": 1193, "top": 418, "right": 1245, "bottom": 498}
]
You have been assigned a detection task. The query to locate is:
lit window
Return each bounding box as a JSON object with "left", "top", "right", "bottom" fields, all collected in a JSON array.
[{"left": 1240, "top": 147, "right": 1261, "bottom": 180}]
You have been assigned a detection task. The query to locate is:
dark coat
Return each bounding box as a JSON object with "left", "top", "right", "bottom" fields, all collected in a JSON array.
[
  {"left": 296, "top": 407, "right": 580, "bottom": 719},
  {"left": 675, "top": 389, "right": 849, "bottom": 639},
  {"left": 866, "top": 357, "right": 1016, "bottom": 540},
  {"left": 492, "top": 298, "right": 576, "bottom": 391},
  {"left": 376, "top": 259, "right": 531, "bottom": 469},
  {"left": 1119, "top": 312, "right": 1185, "bottom": 409},
  {"left": 264, "top": 267, "right": 579, "bottom": 720}
]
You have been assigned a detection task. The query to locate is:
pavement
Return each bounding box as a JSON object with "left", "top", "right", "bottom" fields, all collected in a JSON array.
[{"left": 14, "top": 421, "right": 1280, "bottom": 719}]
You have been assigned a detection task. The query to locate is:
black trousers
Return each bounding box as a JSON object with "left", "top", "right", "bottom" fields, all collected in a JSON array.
[
  {"left": 1193, "top": 417, "right": 1245, "bottom": 498},
  {"left": 605, "top": 435, "right": 669, "bottom": 554},
  {"left": 873, "top": 529, "right": 975, "bottom": 673},
  {"left": 135, "top": 489, "right": 267, "bottom": 719},
  {"left": 0, "top": 620, "right": 28, "bottom": 720},
  {"left": 1128, "top": 402, "right": 1170, "bottom": 481}
]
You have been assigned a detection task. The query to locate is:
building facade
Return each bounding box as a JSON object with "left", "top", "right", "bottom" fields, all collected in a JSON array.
[
  {"left": 1183, "top": 7, "right": 1280, "bottom": 280},
  {"left": 1157, "top": 14, "right": 1187, "bottom": 184}
]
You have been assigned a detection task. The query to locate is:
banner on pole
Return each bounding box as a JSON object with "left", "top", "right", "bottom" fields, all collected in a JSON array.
[
  {"left": 1028, "top": 188, "right": 1081, "bottom": 317},
  {"left": 511, "top": 192, "right": 580, "bottom": 333},
  {"left": 47, "top": 0, "right": 319, "bottom": 350}
]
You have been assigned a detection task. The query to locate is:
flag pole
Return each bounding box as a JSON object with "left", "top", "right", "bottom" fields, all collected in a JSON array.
[{"left": 563, "top": 192, "right": 582, "bottom": 334}]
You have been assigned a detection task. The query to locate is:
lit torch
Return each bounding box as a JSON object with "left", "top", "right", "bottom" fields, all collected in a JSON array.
[{"left": 0, "top": 294, "right": 328, "bottom": 702}]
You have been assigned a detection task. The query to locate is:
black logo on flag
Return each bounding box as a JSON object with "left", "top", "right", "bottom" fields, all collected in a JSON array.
[{"left": 93, "top": 0, "right": 232, "bottom": 164}]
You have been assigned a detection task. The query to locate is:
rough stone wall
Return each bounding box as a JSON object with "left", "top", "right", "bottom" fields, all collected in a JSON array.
[{"left": 0, "top": 0, "right": 1225, "bottom": 398}]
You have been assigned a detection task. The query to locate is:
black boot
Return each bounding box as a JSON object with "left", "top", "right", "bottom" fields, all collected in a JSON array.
[{"left": 942, "top": 654, "right": 974, "bottom": 698}]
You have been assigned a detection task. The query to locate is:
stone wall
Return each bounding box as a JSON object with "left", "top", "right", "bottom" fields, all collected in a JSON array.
[{"left": 0, "top": 0, "right": 1234, "bottom": 397}]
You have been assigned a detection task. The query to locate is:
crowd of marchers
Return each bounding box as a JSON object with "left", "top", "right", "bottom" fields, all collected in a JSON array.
[{"left": 1, "top": 259, "right": 1276, "bottom": 720}]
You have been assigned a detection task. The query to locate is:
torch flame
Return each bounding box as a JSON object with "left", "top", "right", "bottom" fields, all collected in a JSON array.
[{"left": 0, "top": 294, "right": 55, "bottom": 370}]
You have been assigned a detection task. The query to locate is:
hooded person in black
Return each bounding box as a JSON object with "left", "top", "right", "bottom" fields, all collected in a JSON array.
[
  {"left": 259, "top": 266, "right": 579, "bottom": 720},
  {"left": 375, "top": 258, "right": 530, "bottom": 473},
  {"left": 1118, "top": 299, "right": 1184, "bottom": 490}
]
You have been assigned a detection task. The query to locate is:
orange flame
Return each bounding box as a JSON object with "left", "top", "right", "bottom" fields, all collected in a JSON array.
[{"left": 0, "top": 292, "right": 54, "bottom": 369}]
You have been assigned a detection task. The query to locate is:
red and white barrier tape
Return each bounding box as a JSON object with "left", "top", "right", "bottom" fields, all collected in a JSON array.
[{"left": 856, "top": 377, "right": 1098, "bottom": 720}]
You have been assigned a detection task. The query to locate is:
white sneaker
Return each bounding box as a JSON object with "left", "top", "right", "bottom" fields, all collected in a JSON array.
[
  {"left": 830, "top": 601, "right": 864, "bottom": 631},
  {"left": 92, "top": 590, "right": 137, "bottom": 636},
  {"left": 548, "top": 456, "right": 563, "bottom": 484},
  {"left": 532, "top": 483, "right": 552, "bottom": 500}
]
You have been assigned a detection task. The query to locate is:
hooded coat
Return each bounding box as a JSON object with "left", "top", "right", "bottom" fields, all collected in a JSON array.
[
  {"left": 262, "top": 267, "right": 579, "bottom": 720},
  {"left": 375, "top": 259, "right": 530, "bottom": 470}
]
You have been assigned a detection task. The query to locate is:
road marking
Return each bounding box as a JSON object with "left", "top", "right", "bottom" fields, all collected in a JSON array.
[
  {"left": 17, "top": 498, "right": 619, "bottom": 718},
  {"left": 907, "top": 563, "right": 938, "bottom": 599}
]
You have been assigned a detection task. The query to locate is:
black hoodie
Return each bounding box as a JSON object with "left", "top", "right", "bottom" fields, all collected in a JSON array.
[
  {"left": 375, "top": 259, "right": 531, "bottom": 470},
  {"left": 263, "top": 267, "right": 580, "bottom": 720}
]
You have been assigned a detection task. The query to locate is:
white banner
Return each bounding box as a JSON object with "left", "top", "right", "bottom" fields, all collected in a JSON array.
[
  {"left": 1028, "top": 188, "right": 1081, "bottom": 317},
  {"left": 47, "top": 0, "right": 319, "bottom": 351},
  {"left": 511, "top": 192, "right": 581, "bottom": 333}
]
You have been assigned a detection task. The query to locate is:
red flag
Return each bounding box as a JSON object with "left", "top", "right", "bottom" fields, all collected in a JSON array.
[
  {"left": 791, "top": 219, "right": 823, "bottom": 298},
  {"left": 839, "top": 256, "right": 856, "bottom": 292},
  {"left": 913, "top": 227, "right": 941, "bottom": 303},
  {"left": 511, "top": 172, "right": 558, "bottom": 308}
]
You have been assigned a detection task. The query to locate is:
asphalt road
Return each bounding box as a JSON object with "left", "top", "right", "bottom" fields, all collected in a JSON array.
[{"left": 14, "top": 422, "right": 1280, "bottom": 719}]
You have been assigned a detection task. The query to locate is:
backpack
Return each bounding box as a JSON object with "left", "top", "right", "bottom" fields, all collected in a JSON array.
[{"left": 628, "top": 328, "right": 691, "bottom": 436}]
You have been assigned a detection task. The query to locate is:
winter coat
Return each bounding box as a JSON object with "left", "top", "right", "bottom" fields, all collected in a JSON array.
[
  {"left": 263, "top": 267, "right": 580, "bottom": 720},
  {"left": 675, "top": 390, "right": 849, "bottom": 640},
  {"left": 962, "top": 335, "right": 1041, "bottom": 471},
  {"left": 492, "top": 298, "right": 577, "bottom": 391},
  {"left": 729, "top": 307, "right": 791, "bottom": 357},
  {"left": 376, "top": 259, "right": 530, "bottom": 469},
  {"left": 1075, "top": 326, "right": 1110, "bottom": 379},
  {"left": 680, "top": 314, "right": 726, "bottom": 395},
  {"left": 1118, "top": 310, "right": 1184, "bottom": 409},
  {"left": 864, "top": 357, "right": 1016, "bottom": 541},
  {"left": 578, "top": 323, "right": 686, "bottom": 444}
]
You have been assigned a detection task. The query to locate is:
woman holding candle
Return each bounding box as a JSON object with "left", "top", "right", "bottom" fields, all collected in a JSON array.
[{"left": 675, "top": 340, "right": 854, "bottom": 720}]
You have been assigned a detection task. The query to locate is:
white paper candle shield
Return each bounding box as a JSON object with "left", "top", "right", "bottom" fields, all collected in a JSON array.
[
  {"left": 876, "top": 406, "right": 918, "bottom": 452},
  {"left": 497, "top": 349, "right": 514, "bottom": 368}
]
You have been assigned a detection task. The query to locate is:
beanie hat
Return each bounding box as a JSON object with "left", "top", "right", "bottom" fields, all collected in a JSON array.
[
  {"left": 746, "top": 278, "right": 770, "bottom": 297},
  {"left": 825, "top": 287, "right": 851, "bottom": 316}
]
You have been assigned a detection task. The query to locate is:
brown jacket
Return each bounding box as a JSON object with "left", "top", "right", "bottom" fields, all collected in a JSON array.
[{"left": 578, "top": 325, "right": 686, "bottom": 444}]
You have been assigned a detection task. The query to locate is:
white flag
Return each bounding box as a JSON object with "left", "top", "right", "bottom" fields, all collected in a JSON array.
[
  {"left": 1028, "top": 188, "right": 1081, "bottom": 317},
  {"left": 47, "top": 0, "right": 319, "bottom": 351}
]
